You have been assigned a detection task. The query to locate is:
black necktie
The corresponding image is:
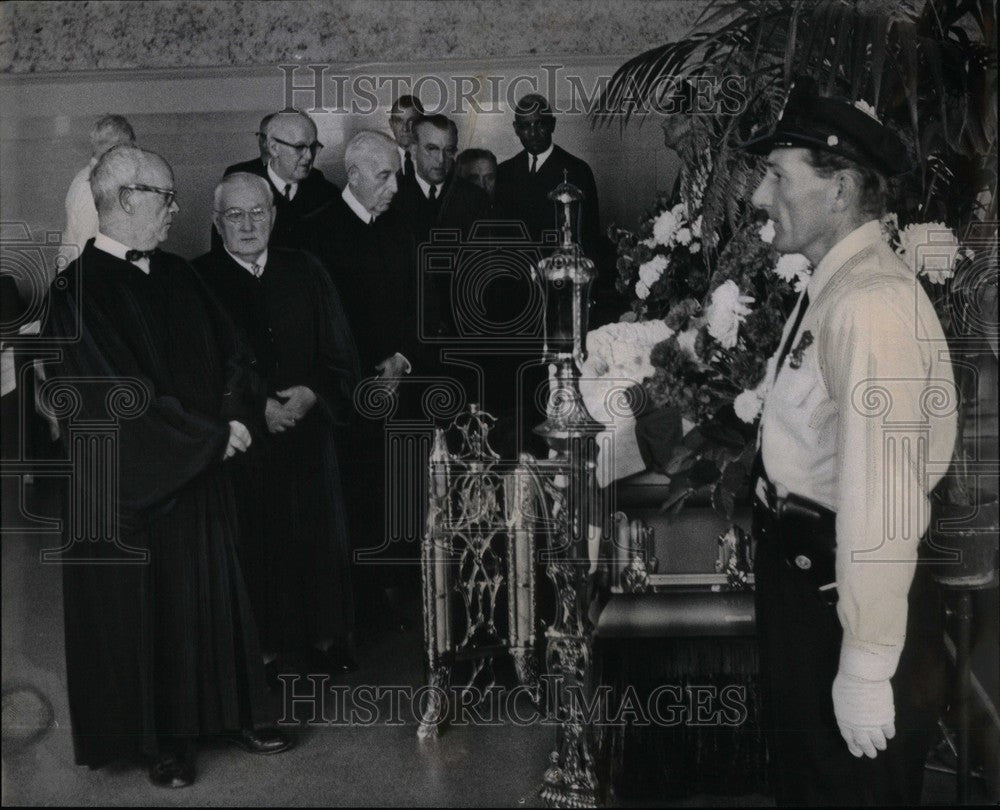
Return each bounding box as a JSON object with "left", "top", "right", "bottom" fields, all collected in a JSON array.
[
  {"left": 125, "top": 248, "right": 156, "bottom": 262},
  {"left": 775, "top": 290, "right": 810, "bottom": 374},
  {"left": 283, "top": 183, "right": 292, "bottom": 201},
  {"left": 428, "top": 184, "right": 437, "bottom": 201},
  {"left": 530, "top": 155, "right": 537, "bottom": 174},
  {"left": 404, "top": 151, "right": 414, "bottom": 177}
]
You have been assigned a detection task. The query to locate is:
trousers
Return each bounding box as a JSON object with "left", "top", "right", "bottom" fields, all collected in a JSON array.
[{"left": 753, "top": 498, "right": 946, "bottom": 805}]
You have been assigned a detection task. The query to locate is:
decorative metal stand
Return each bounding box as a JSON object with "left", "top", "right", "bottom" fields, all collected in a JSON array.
[
  {"left": 419, "top": 175, "right": 610, "bottom": 807},
  {"left": 532, "top": 177, "right": 606, "bottom": 808},
  {"left": 419, "top": 404, "right": 542, "bottom": 739}
]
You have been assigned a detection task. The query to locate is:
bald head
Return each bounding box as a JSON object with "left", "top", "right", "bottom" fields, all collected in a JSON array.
[
  {"left": 89, "top": 144, "right": 178, "bottom": 250},
  {"left": 265, "top": 110, "right": 321, "bottom": 184},
  {"left": 344, "top": 130, "right": 400, "bottom": 216}
]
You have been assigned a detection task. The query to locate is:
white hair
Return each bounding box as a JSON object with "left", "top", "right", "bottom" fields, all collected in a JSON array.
[
  {"left": 213, "top": 172, "right": 274, "bottom": 211},
  {"left": 90, "top": 144, "right": 165, "bottom": 215},
  {"left": 344, "top": 130, "right": 397, "bottom": 174}
]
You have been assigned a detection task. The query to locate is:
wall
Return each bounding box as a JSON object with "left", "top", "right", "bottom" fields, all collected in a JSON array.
[{"left": 0, "top": 1, "right": 708, "bottom": 276}]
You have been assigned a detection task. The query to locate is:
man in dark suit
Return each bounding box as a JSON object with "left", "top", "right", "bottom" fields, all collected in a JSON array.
[
  {"left": 494, "top": 94, "right": 608, "bottom": 279},
  {"left": 300, "top": 130, "right": 422, "bottom": 632},
  {"left": 389, "top": 94, "right": 424, "bottom": 180},
  {"left": 195, "top": 172, "right": 360, "bottom": 678},
  {"left": 392, "top": 114, "right": 491, "bottom": 244},
  {"left": 391, "top": 114, "right": 491, "bottom": 341},
  {"left": 213, "top": 109, "right": 338, "bottom": 250},
  {"left": 455, "top": 148, "right": 498, "bottom": 210}
]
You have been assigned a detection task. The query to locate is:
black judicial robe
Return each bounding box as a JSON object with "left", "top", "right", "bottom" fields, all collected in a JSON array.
[
  {"left": 192, "top": 246, "right": 359, "bottom": 652},
  {"left": 302, "top": 195, "right": 421, "bottom": 373},
  {"left": 43, "top": 244, "right": 269, "bottom": 768},
  {"left": 300, "top": 196, "right": 427, "bottom": 581}
]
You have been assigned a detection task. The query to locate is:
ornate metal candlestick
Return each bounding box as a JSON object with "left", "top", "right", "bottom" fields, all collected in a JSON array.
[{"left": 534, "top": 176, "right": 606, "bottom": 808}]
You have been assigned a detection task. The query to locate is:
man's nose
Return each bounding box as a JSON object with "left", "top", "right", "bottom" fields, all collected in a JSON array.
[
  {"left": 751, "top": 177, "right": 769, "bottom": 210},
  {"left": 239, "top": 214, "right": 254, "bottom": 231},
  {"left": 168, "top": 199, "right": 180, "bottom": 214}
]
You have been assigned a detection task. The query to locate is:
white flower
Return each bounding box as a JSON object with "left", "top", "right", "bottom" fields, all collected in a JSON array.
[
  {"left": 677, "top": 326, "right": 700, "bottom": 359},
  {"left": 773, "top": 253, "right": 812, "bottom": 283},
  {"left": 671, "top": 202, "right": 688, "bottom": 221},
  {"left": 759, "top": 219, "right": 776, "bottom": 244},
  {"left": 691, "top": 215, "right": 703, "bottom": 239},
  {"left": 674, "top": 227, "right": 693, "bottom": 246},
  {"left": 689, "top": 241, "right": 701, "bottom": 254},
  {"left": 584, "top": 320, "right": 674, "bottom": 384},
  {"left": 635, "top": 280, "right": 650, "bottom": 299},
  {"left": 896, "top": 222, "right": 960, "bottom": 284},
  {"left": 853, "top": 99, "right": 880, "bottom": 122},
  {"left": 637, "top": 254, "right": 669, "bottom": 289},
  {"left": 641, "top": 237, "right": 657, "bottom": 249},
  {"left": 733, "top": 389, "right": 763, "bottom": 423},
  {"left": 705, "top": 280, "right": 755, "bottom": 349},
  {"left": 652, "top": 209, "right": 680, "bottom": 247}
]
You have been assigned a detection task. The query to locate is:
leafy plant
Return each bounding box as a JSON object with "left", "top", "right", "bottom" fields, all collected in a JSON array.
[{"left": 595, "top": 0, "right": 997, "bottom": 512}]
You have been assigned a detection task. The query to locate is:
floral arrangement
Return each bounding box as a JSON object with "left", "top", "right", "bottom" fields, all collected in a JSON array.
[{"left": 606, "top": 196, "right": 805, "bottom": 516}]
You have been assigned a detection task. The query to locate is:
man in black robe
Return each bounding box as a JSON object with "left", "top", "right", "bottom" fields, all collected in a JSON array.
[
  {"left": 42, "top": 145, "right": 290, "bottom": 789},
  {"left": 302, "top": 130, "right": 424, "bottom": 631},
  {"left": 211, "top": 109, "right": 338, "bottom": 251},
  {"left": 194, "top": 172, "right": 360, "bottom": 675}
]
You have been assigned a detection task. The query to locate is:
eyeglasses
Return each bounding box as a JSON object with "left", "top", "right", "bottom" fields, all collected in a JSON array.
[
  {"left": 215, "top": 207, "right": 271, "bottom": 224},
  {"left": 270, "top": 135, "right": 323, "bottom": 155},
  {"left": 120, "top": 183, "right": 177, "bottom": 206}
]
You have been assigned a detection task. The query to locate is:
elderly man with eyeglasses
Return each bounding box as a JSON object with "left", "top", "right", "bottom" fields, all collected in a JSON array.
[
  {"left": 42, "top": 146, "right": 292, "bottom": 789},
  {"left": 195, "top": 172, "right": 361, "bottom": 681},
  {"left": 212, "top": 108, "right": 338, "bottom": 252}
]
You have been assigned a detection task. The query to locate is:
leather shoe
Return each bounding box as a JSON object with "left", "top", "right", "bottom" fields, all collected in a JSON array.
[
  {"left": 225, "top": 727, "right": 293, "bottom": 755},
  {"left": 148, "top": 750, "right": 195, "bottom": 788}
]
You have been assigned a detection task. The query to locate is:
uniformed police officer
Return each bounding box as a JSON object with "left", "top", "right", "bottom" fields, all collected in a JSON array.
[{"left": 741, "top": 79, "right": 958, "bottom": 805}]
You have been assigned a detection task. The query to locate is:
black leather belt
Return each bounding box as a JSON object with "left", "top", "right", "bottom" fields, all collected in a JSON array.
[{"left": 754, "top": 473, "right": 839, "bottom": 602}]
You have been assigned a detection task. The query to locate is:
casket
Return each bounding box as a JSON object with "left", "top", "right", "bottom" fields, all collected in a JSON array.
[{"left": 596, "top": 470, "right": 768, "bottom": 800}]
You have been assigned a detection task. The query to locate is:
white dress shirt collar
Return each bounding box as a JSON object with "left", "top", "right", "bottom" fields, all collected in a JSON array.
[
  {"left": 93, "top": 232, "right": 151, "bottom": 274},
  {"left": 414, "top": 172, "right": 441, "bottom": 200},
  {"left": 808, "top": 219, "right": 883, "bottom": 302},
  {"left": 529, "top": 143, "right": 555, "bottom": 172},
  {"left": 267, "top": 162, "right": 297, "bottom": 201},
  {"left": 225, "top": 248, "right": 267, "bottom": 277},
  {"left": 342, "top": 186, "right": 375, "bottom": 224}
]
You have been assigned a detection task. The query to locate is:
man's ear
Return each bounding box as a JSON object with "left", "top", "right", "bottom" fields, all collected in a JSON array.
[
  {"left": 830, "top": 170, "right": 858, "bottom": 213},
  {"left": 265, "top": 137, "right": 279, "bottom": 161},
  {"left": 118, "top": 188, "right": 136, "bottom": 216}
]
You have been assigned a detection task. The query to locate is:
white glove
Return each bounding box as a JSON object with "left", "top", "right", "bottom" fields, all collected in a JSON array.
[{"left": 832, "top": 670, "right": 895, "bottom": 758}]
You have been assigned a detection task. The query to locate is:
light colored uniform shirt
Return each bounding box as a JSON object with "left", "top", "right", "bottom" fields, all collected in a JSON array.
[
  {"left": 760, "top": 219, "right": 957, "bottom": 680},
  {"left": 62, "top": 158, "right": 99, "bottom": 270}
]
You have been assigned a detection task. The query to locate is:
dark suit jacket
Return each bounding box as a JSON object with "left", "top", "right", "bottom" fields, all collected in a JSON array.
[
  {"left": 390, "top": 171, "right": 491, "bottom": 246},
  {"left": 494, "top": 144, "right": 609, "bottom": 284},
  {"left": 210, "top": 157, "right": 339, "bottom": 252}
]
